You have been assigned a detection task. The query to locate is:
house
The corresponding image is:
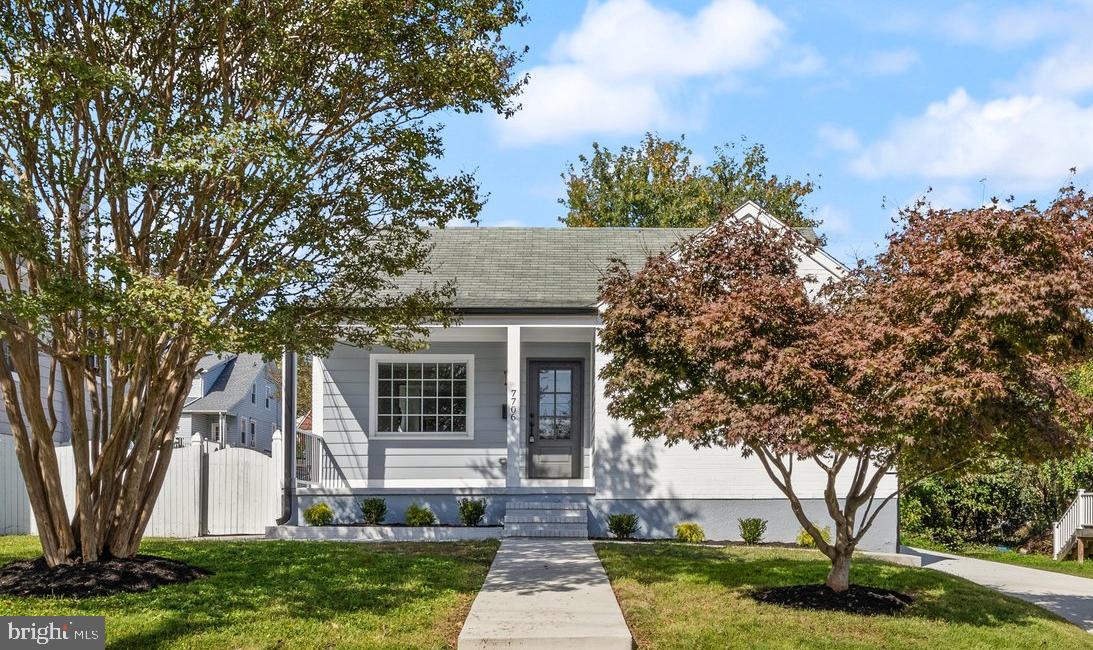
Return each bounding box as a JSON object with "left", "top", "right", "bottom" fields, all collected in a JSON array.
[
  {"left": 180, "top": 353, "right": 281, "bottom": 453},
  {"left": 300, "top": 202, "right": 899, "bottom": 549},
  {"left": 0, "top": 341, "right": 74, "bottom": 444}
]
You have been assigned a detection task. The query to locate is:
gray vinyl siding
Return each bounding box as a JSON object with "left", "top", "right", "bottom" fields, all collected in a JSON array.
[
  {"left": 176, "top": 413, "right": 193, "bottom": 441},
  {"left": 319, "top": 341, "right": 509, "bottom": 485},
  {"left": 0, "top": 351, "right": 74, "bottom": 444}
]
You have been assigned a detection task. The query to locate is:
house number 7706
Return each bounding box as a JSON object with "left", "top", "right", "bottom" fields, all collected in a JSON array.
[{"left": 510, "top": 389, "right": 518, "bottom": 421}]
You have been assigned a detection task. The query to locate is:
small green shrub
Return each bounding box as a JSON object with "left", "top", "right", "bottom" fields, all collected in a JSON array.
[
  {"left": 360, "top": 497, "right": 387, "bottom": 525},
  {"left": 458, "top": 498, "right": 487, "bottom": 526},
  {"left": 738, "top": 517, "right": 767, "bottom": 545},
  {"left": 797, "top": 523, "right": 832, "bottom": 548},
  {"left": 405, "top": 502, "right": 437, "bottom": 526},
  {"left": 675, "top": 522, "right": 705, "bottom": 543},
  {"left": 303, "top": 502, "right": 334, "bottom": 526},
  {"left": 607, "top": 513, "right": 640, "bottom": 539}
]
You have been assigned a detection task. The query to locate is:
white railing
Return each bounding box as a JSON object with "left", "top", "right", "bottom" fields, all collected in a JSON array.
[
  {"left": 296, "top": 430, "right": 346, "bottom": 489},
  {"left": 1054, "top": 490, "right": 1092, "bottom": 560}
]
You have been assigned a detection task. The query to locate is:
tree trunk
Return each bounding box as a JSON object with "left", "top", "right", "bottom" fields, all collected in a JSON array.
[{"left": 826, "top": 549, "right": 852, "bottom": 592}]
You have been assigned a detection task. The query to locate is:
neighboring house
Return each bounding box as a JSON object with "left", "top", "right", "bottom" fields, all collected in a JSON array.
[
  {"left": 180, "top": 353, "right": 280, "bottom": 454},
  {"left": 0, "top": 273, "right": 78, "bottom": 444},
  {"left": 0, "top": 340, "right": 75, "bottom": 444},
  {"left": 302, "top": 202, "right": 899, "bottom": 549}
]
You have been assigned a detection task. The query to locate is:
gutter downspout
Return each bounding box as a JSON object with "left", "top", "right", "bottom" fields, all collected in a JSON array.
[{"left": 276, "top": 350, "right": 297, "bottom": 525}]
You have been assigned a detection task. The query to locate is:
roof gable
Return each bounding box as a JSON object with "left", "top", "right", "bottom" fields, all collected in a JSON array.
[{"left": 387, "top": 204, "right": 834, "bottom": 312}]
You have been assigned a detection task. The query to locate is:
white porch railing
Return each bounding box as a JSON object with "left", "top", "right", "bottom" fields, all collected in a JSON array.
[
  {"left": 1054, "top": 490, "right": 1093, "bottom": 560},
  {"left": 296, "top": 430, "right": 347, "bottom": 489}
]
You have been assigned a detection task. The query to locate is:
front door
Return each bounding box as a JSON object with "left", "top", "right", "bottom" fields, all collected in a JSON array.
[{"left": 527, "top": 360, "right": 582, "bottom": 479}]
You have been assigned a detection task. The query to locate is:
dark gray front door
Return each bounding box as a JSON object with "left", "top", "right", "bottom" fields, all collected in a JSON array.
[{"left": 527, "top": 360, "right": 582, "bottom": 479}]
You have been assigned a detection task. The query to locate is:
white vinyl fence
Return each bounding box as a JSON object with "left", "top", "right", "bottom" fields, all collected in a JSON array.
[{"left": 0, "top": 431, "right": 282, "bottom": 537}]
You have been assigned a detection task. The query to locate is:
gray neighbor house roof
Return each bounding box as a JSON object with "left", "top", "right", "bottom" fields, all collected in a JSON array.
[
  {"left": 388, "top": 225, "right": 819, "bottom": 312},
  {"left": 184, "top": 353, "right": 268, "bottom": 413}
]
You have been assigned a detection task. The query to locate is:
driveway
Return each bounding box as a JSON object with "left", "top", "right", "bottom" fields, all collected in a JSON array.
[{"left": 906, "top": 546, "right": 1093, "bottom": 632}]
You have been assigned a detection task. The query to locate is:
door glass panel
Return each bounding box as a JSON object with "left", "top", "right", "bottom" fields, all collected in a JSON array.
[
  {"left": 555, "top": 370, "right": 571, "bottom": 393},
  {"left": 538, "top": 370, "right": 555, "bottom": 392},
  {"left": 555, "top": 394, "right": 571, "bottom": 417}
]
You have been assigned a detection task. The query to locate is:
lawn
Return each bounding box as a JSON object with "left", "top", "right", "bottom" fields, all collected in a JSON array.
[
  {"left": 596, "top": 542, "right": 1093, "bottom": 650},
  {"left": 0, "top": 536, "right": 498, "bottom": 649},
  {"left": 902, "top": 534, "right": 1093, "bottom": 579}
]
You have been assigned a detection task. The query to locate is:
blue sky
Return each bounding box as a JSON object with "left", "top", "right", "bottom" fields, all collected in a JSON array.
[{"left": 435, "top": 0, "right": 1093, "bottom": 263}]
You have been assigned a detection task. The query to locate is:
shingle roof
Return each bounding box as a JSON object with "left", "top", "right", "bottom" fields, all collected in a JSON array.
[
  {"left": 184, "top": 353, "right": 267, "bottom": 413},
  {"left": 388, "top": 226, "right": 818, "bottom": 311}
]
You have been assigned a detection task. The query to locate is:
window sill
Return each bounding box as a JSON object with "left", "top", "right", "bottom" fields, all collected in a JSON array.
[{"left": 369, "top": 431, "right": 474, "bottom": 441}]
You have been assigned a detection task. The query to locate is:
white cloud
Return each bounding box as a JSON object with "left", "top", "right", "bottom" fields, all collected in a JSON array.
[
  {"left": 497, "top": 0, "right": 786, "bottom": 145},
  {"left": 1017, "top": 39, "right": 1093, "bottom": 98},
  {"left": 851, "top": 88, "right": 1093, "bottom": 189},
  {"left": 864, "top": 48, "right": 919, "bottom": 76},
  {"left": 816, "top": 124, "right": 860, "bottom": 153},
  {"left": 882, "top": 2, "right": 1088, "bottom": 48}
]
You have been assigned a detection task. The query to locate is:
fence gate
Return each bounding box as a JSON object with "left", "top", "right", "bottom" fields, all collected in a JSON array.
[{"left": 204, "top": 445, "right": 280, "bottom": 535}]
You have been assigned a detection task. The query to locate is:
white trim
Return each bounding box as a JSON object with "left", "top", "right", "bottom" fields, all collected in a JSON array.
[
  {"left": 267, "top": 525, "right": 502, "bottom": 541},
  {"left": 368, "top": 353, "right": 475, "bottom": 440}
]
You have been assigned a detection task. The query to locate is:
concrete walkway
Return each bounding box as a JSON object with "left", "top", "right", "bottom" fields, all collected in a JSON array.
[
  {"left": 458, "top": 538, "right": 633, "bottom": 649},
  {"left": 906, "top": 546, "right": 1093, "bottom": 632}
]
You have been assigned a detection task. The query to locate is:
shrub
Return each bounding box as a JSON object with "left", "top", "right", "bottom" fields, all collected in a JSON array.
[
  {"left": 738, "top": 517, "right": 767, "bottom": 545},
  {"left": 796, "top": 523, "right": 832, "bottom": 548},
  {"left": 405, "top": 502, "right": 437, "bottom": 526},
  {"left": 607, "top": 513, "right": 640, "bottom": 539},
  {"left": 675, "top": 522, "right": 705, "bottom": 543},
  {"left": 360, "top": 497, "right": 387, "bottom": 525},
  {"left": 303, "top": 502, "right": 334, "bottom": 526},
  {"left": 458, "top": 498, "right": 487, "bottom": 526}
]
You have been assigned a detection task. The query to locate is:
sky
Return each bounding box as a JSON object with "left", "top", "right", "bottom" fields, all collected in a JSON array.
[{"left": 433, "top": 0, "right": 1093, "bottom": 264}]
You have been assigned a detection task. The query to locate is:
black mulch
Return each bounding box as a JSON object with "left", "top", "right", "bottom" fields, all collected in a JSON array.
[
  {"left": 0, "top": 555, "right": 210, "bottom": 598},
  {"left": 750, "top": 584, "right": 913, "bottom": 616}
]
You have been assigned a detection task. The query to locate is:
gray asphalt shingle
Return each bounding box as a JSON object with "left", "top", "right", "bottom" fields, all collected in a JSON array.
[{"left": 389, "top": 226, "right": 817, "bottom": 311}]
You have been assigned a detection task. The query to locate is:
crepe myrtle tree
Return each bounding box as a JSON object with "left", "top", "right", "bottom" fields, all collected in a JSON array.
[
  {"left": 0, "top": 0, "right": 526, "bottom": 567},
  {"left": 598, "top": 191, "right": 1093, "bottom": 592}
]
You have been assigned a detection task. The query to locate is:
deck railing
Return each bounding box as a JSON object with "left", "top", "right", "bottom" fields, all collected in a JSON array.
[
  {"left": 295, "top": 431, "right": 347, "bottom": 489},
  {"left": 1054, "top": 490, "right": 1093, "bottom": 560}
]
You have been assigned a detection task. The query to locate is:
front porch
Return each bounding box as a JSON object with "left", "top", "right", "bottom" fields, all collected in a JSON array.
[{"left": 297, "top": 315, "right": 606, "bottom": 525}]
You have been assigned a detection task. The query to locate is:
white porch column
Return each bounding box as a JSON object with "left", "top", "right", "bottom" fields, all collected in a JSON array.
[
  {"left": 506, "top": 325, "right": 522, "bottom": 487},
  {"left": 592, "top": 328, "right": 609, "bottom": 490}
]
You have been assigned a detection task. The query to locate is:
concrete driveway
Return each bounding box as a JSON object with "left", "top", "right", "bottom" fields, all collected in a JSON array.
[{"left": 906, "top": 546, "right": 1093, "bottom": 632}]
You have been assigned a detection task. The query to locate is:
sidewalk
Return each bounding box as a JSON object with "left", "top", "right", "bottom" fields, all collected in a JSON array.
[
  {"left": 458, "top": 538, "right": 633, "bottom": 649},
  {"left": 906, "top": 546, "right": 1093, "bottom": 632}
]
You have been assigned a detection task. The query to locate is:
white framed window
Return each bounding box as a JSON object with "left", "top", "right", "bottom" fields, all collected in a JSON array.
[
  {"left": 265, "top": 386, "right": 272, "bottom": 409},
  {"left": 369, "top": 354, "right": 474, "bottom": 440},
  {"left": 249, "top": 420, "right": 256, "bottom": 447},
  {"left": 239, "top": 419, "right": 247, "bottom": 446},
  {"left": 211, "top": 422, "right": 221, "bottom": 443},
  {"left": 251, "top": 383, "right": 256, "bottom": 404}
]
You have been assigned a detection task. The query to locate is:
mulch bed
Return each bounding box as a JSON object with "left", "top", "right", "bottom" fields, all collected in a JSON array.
[
  {"left": 750, "top": 584, "right": 913, "bottom": 616},
  {"left": 0, "top": 555, "right": 210, "bottom": 598}
]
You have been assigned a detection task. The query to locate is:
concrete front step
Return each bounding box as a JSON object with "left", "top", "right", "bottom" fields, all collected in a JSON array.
[
  {"left": 503, "top": 522, "right": 589, "bottom": 538},
  {"left": 505, "top": 510, "right": 588, "bottom": 524}
]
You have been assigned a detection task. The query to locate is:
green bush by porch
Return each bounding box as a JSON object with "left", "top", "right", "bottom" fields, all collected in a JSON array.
[
  {"left": 0, "top": 536, "right": 497, "bottom": 649},
  {"left": 596, "top": 542, "right": 1093, "bottom": 649}
]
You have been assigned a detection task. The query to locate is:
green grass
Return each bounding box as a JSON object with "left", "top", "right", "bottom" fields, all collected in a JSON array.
[
  {"left": 596, "top": 541, "right": 1093, "bottom": 650},
  {"left": 0, "top": 536, "right": 498, "bottom": 649},
  {"left": 903, "top": 534, "right": 1093, "bottom": 579}
]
